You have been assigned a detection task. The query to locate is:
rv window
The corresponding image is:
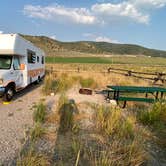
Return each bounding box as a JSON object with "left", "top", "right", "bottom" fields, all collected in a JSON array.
[
  {"left": 27, "top": 50, "right": 36, "bottom": 63},
  {"left": 0, "top": 55, "right": 12, "bottom": 69},
  {"left": 37, "top": 56, "right": 39, "bottom": 63},
  {"left": 42, "top": 56, "right": 44, "bottom": 64},
  {"left": 13, "top": 56, "right": 20, "bottom": 70}
]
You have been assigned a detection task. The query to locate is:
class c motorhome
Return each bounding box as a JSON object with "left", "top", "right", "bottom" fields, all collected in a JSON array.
[{"left": 0, "top": 34, "right": 45, "bottom": 101}]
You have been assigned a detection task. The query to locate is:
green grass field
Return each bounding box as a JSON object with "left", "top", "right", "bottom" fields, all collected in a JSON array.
[{"left": 46, "top": 56, "right": 166, "bottom": 66}]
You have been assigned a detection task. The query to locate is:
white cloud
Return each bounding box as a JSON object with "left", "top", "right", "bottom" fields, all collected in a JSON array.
[
  {"left": 0, "top": 31, "right": 3, "bottom": 34},
  {"left": 95, "top": 36, "right": 120, "bottom": 43},
  {"left": 49, "top": 35, "right": 56, "bottom": 40},
  {"left": 24, "top": 4, "right": 97, "bottom": 25},
  {"left": 91, "top": 2, "right": 149, "bottom": 24},
  {"left": 131, "top": 0, "right": 166, "bottom": 8},
  {"left": 23, "top": 1, "right": 166, "bottom": 25},
  {"left": 83, "top": 33, "right": 120, "bottom": 43},
  {"left": 83, "top": 33, "right": 96, "bottom": 38}
]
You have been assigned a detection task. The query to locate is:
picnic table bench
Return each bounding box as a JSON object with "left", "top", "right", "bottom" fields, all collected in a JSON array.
[{"left": 105, "top": 86, "right": 166, "bottom": 108}]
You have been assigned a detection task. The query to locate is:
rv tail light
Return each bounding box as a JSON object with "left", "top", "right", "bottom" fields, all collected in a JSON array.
[
  {"left": 0, "top": 79, "right": 3, "bottom": 84},
  {"left": 20, "top": 64, "right": 25, "bottom": 70}
]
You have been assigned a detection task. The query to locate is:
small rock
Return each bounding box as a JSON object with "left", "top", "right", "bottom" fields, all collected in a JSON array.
[{"left": 8, "top": 113, "right": 14, "bottom": 117}]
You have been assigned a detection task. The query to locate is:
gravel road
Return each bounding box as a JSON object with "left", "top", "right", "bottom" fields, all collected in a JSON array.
[{"left": 0, "top": 84, "right": 43, "bottom": 165}]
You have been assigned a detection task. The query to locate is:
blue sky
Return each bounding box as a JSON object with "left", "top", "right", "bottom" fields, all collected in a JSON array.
[{"left": 0, "top": 0, "right": 166, "bottom": 50}]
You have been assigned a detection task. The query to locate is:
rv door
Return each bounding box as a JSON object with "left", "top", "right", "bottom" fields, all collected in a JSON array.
[{"left": 11, "top": 56, "right": 24, "bottom": 89}]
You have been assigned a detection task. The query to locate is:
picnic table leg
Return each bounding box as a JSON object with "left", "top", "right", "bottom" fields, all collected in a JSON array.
[
  {"left": 116, "top": 90, "right": 120, "bottom": 105},
  {"left": 113, "top": 91, "right": 116, "bottom": 99},
  {"left": 161, "top": 92, "right": 164, "bottom": 99},
  {"left": 156, "top": 91, "right": 159, "bottom": 99},
  {"left": 122, "top": 101, "right": 127, "bottom": 108},
  {"left": 107, "top": 91, "right": 109, "bottom": 99},
  {"left": 145, "top": 93, "right": 148, "bottom": 98}
]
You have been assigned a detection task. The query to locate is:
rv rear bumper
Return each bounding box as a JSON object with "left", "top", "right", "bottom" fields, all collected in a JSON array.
[{"left": 0, "top": 87, "right": 5, "bottom": 96}]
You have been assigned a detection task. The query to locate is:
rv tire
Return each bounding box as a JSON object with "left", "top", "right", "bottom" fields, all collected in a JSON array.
[
  {"left": 35, "top": 76, "right": 41, "bottom": 84},
  {"left": 3, "top": 86, "right": 15, "bottom": 102}
]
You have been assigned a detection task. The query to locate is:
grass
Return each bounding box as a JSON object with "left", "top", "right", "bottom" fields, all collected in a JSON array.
[
  {"left": 17, "top": 150, "right": 50, "bottom": 166},
  {"left": 138, "top": 101, "right": 166, "bottom": 126},
  {"left": 30, "top": 123, "right": 46, "bottom": 141},
  {"left": 80, "top": 77, "right": 98, "bottom": 88},
  {"left": 33, "top": 102, "right": 46, "bottom": 123},
  {"left": 138, "top": 101, "right": 166, "bottom": 146},
  {"left": 46, "top": 56, "right": 166, "bottom": 66},
  {"left": 42, "top": 73, "right": 81, "bottom": 95},
  {"left": 18, "top": 63, "right": 166, "bottom": 165},
  {"left": 94, "top": 105, "right": 136, "bottom": 139},
  {"left": 42, "top": 74, "right": 58, "bottom": 95}
]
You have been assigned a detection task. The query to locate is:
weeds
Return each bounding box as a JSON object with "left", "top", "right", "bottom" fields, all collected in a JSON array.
[
  {"left": 42, "top": 75, "right": 58, "bottom": 95},
  {"left": 80, "top": 77, "right": 97, "bottom": 89},
  {"left": 33, "top": 102, "right": 46, "bottom": 123},
  {"left": 86, "top": 138, "right": 146, "bottom": 166},
  {"left": 30, "top": 123, "right": 45, "bottom": 141},
  {"left": 42, "top": 73, "right": 81, "bottom": 95},
  {"left": 138, "top": 101, "right": 166, "bottom": 126},
  {"left": 17, "top": 150, "right": 50, "bottom": 166},
  {"left": 94, "top": 105, "right": 135, "bottom": 139}
]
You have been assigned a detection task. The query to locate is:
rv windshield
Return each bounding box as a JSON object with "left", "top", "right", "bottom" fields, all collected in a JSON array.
[{"left": 0, "top": 55, "right": 12, "bottom": 69}]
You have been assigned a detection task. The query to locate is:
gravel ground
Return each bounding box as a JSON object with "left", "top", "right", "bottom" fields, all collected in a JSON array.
[{"left": 0, "top": 84, "right": 43, "bottom": 165}]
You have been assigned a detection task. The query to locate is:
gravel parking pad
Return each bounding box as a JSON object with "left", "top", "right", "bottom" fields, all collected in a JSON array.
[{"left": 0, "top": 84, "right": 43, "bottom": 165}]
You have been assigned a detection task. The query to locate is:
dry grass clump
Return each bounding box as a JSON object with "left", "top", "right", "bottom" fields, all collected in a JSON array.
[
  {"left": 17, "top": 150, "right": 51, "bottom": 166},
  {"left": 33, "top": 102, "right": 47, "bottom": 123},
  {"left": 30, "top": 123, "right": 46, "bottom": 142},
  {"left": 94, "top": 105, "right": 136, "bottom": 139},
  {"left": 138, "top": 101, "right": 166, "bottom": 126},
  {"left": 42, "top": 73, "right": 81, "bottom": 95},
  {"left": 138, "top": 101, "right": 166, "bottom": 148},
  {"left": 87, "top": 139, "right": 146, "bottom": 166},
  {"left": 80, "top": 77, "right": 98, "bottom": 89},
  {"left": 85, "top": 105, "right": 147, "bottom": 166},
  {"left": 42, "top": 74, "right": 58, "bottom": 95}
]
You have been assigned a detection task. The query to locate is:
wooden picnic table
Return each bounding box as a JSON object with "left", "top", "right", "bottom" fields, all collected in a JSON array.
[{"left": 106, "top": 86, "right": 166, "bottom": 108}]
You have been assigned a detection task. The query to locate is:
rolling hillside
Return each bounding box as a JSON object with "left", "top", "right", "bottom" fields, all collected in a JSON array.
[{"left": 21, "top": 34, "right": 166, "bottom": 57}]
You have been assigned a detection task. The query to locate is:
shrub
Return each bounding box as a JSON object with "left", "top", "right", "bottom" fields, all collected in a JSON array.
[
  {"left": 33, "top": 102, "right": 46, "bottom": 123},
  {"left": 80, "top": 77, "right": 97, "bottom": 89}
]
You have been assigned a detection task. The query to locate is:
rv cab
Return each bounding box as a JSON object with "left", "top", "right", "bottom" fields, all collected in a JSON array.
[{"left": 0, "top": 34, "right": 45, "bottom": 101}]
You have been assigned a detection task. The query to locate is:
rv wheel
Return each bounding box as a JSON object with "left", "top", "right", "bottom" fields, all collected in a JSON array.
[
  {"left": 3, "top": 86, "right": 15, "bottom": 101},
  {"left": 35, "top": 76, "right": 41, "bottom": 84}
]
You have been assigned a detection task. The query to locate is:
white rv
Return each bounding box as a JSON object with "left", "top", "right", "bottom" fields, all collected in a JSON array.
[{"left": 0, "top": 34, "right": 45, "bottom": 101}]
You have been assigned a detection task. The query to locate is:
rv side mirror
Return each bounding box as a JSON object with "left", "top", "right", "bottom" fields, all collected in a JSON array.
[{"left": 20, "top": 64, "right": 25, "bottom": 70}]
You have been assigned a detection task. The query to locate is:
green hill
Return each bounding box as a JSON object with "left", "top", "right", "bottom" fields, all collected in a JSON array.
[{"left": 21, "top": 34, "right": 166, "bottom": 57}]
